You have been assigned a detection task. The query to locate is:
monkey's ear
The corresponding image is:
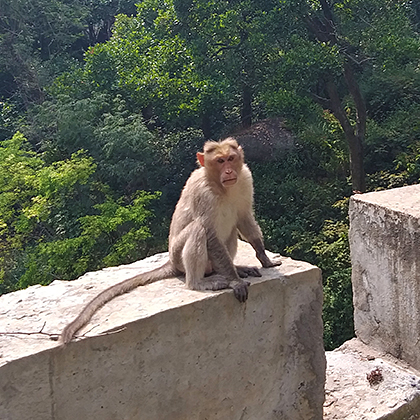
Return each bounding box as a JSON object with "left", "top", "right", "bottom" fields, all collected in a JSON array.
[{"left": 197, "top": 152, "right": 205, "bottom": 167}]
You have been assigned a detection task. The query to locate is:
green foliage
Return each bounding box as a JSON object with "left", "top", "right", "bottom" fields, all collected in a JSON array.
[
  {"left": 0, "top": 133, "right": 159, "bottom": 293},
  {"left": 82, "top": 9, "right": 210, "bottom": 128},
  {"left": 336, "top": 0, "right": 420, "bottom": 69},
  {"left": 0, "top": 132, "right": 94, "bottom": 291},
  {"left": 93, "top": 100, "right": 163, "bottom": 192},
  {"left": 280, "top": 36, "right": 342, "bottom": 90},
  {"left": 367, "top": 140, "right": 420, "bottom": 190},
  {"left": 252, "top": 146, "right": 349, "bottom": 254},
  {"left": 395, "top": 142, "right": 420, "bottom": 183},
  {"left": 18, "top": 190, "right": 159, "bottom": 288},
  {"left": 365, "top": 100, "right": 420, "bottom": 174},
  {"left": 252, "top": 142, "right": 353, "bottom": 350},
  {"left": 314, "top": 220, "right": 353, "bottom": 350},
  {"left": 0, "top": 101, "right": 23, "bottom": 141},
  {"left": 27, "top": 94, "right": 165, "bottom": 193},
  {"left": 2, "top": 0, "right": 420, "bottom": 351},
  {"left": 0, "top": 0, "right": 89, "bottom": 107}
]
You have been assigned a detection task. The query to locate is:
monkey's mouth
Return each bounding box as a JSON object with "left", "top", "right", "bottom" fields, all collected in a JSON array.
[{"left": 223, "top": 178, "right": 237, "bottom": 186}]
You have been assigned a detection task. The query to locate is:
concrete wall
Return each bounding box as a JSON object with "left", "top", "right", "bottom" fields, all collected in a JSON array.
[
  {"left": 349, "top": 184, "right": 420, "bottom": 370},
  {"left": 0, "top": 242, "right": 325, "bottom": 420}
]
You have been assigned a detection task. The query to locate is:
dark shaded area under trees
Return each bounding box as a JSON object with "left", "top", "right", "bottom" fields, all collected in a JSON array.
[{"left": 1, "top": 0, "right": 420, "bottom": 350}]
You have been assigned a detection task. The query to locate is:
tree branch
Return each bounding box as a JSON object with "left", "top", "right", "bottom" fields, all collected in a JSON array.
[
  {"left": 319, "top": 0, "right": 334, "bottom": 23},
  {"left": 0, "top": 322, "right": 59, "bottom": 341},
  {"left": 210, "top": 41, "right": 243, "bottom": 58},
  {"left": 309, "top": 91, "right": 331, "bottom": 109},
  {"left": 0, "top": 323, "right": 127, "bottom": 341},
  {"left": 325, "top": 77, "right": 353, "bottom": 137},
  {"left": 343, "top": 61, "right": 366, "bottom": 139}
]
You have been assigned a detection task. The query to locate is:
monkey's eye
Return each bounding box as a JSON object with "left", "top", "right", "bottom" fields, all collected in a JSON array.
[
  {"left": 217, "top": 158, "right": 225, "bottom": 164},
  {"left": 228, "top": 155, "right": 234, "bottom": 161}
]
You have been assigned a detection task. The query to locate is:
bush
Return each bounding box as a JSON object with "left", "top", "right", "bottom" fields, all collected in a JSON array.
[{"left": 0, "top": 133, "right": 160, "bottom": 294}]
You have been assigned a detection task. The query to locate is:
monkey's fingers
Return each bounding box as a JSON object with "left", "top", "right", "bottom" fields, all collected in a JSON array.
[
  {"left": 269, "top": 255, "right": 283, "bottom": 267},
  {"left": 232, "top": 281, "right": 249, "bottom": 302},
  {"left": 268, "top": 260, "right": 282, "bottom": 267},
  {"left": 260, "top": 254, "right": 283, "bottom": 268},
  {"left": 236, "top": 265, "right": 262, "bottom": 278}
]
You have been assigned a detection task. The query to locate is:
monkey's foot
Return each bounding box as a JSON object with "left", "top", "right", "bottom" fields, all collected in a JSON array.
[
  {"left": 235, "top": 265, "right": 262, "bottom": 278},
  {"left": 229, "top": 280, "right": 250, "bottom": 303},
  {"left": 200, "top": 274, "right": 231, "bottom": 291},
  {"left": 194, "top": 277, "right": 250, "bottom": 302}
]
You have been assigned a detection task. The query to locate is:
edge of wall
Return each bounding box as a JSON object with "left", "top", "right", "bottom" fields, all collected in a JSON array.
[
  {"left": 349, "top": 184, "right": 420, "bottom": 369},
  {"left": 0, "top": 241, "right": 325, "bottom": 420}
]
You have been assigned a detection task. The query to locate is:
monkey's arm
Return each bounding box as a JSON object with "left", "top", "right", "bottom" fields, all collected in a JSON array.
[{"left": 237, "top": 214, "right": 282, "bottom": 268}]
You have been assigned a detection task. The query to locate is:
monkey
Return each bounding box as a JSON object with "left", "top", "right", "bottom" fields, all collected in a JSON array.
[{"left": 60, "top": 137, "right": 281, "bottom": 344}]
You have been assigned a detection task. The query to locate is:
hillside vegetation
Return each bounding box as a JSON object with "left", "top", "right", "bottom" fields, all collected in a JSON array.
[{"left": 1, "top": 0, "right": 420, "bottom": 349}]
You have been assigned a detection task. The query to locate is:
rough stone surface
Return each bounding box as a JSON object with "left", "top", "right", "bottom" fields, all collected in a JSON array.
[
  {"left": 324, "top": 339, "right": 420, "bottom": 420},
  {"left": 231, "top": 118, "right": 295, "bottom": 162},
  {"left": 0, "top": 242, "right": 325, "bottom": 420},
  {"left": 349, "top": 185, "right": 420, "bottom": 370}
]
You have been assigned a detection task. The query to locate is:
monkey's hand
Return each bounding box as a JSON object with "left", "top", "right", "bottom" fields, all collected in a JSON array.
[
  {"left": 257, "top": 251, "right": 282, "bottom": 268},
  {"left": 229, "top": 280, "right": 250, "bottom": 303},
  {"left": 264, "top": 259, "right": 282, "bottom": 268},
  {"left": 236, "top": 265, "right": 262, "bottom": 278}
]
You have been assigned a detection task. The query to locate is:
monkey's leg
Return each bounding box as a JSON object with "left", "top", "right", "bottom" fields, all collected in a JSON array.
[
  {"left": 182, "top": 223, "right": 231, "bottom": 292},
  {"left": 206, "top": 229, "right": 249, "bottom": 302}
]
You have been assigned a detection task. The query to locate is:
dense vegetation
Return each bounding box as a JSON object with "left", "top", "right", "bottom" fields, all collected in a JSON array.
[{"left": 1, "top": 0, "right": 420, "bottom": 349}]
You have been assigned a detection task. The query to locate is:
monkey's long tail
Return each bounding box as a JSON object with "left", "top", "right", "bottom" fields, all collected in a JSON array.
[{"left": 60, "top": 261, "right": 178, "bottom": 345}]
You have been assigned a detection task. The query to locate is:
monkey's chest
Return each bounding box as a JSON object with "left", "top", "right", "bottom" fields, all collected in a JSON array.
[{"left": 214, "top": 202, "right": 238, "bottom": 243}]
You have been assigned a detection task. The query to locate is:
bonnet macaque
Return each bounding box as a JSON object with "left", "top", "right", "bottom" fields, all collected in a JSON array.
[{"left": 61, "top": 138, "right": 280, "bottom": 344}]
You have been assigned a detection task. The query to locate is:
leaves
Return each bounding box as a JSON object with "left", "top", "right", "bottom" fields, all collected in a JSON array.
[
  {"left": 0, "top": 133, "right": 159, "bottom": 293},
  {"left": 2, "top": 0, "right": 420, "bottom": 350}
]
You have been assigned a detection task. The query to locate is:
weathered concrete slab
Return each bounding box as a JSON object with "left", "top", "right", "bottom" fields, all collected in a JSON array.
[
  {"left": 0, "top": 242, "right": 325, "bottom": 420},
  {"left": 349, "top": 185, "right": 420, "bottom": 370},
  {"left": 324, "top": 339, "right": 420, "bottom": 420}
]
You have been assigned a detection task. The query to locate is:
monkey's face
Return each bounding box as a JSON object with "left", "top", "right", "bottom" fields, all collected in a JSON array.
[
  {"left": 216, "top": 153, "right": 242, "bottom": 187},
  {"left": 197, "top": 139, "right": 244, "bottom": 188}
]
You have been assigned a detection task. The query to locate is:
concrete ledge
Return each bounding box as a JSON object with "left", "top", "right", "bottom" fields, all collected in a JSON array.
[
  {"left": 325, "top": 339, "right": 420, "bottom": 420},
  {"left": 349, "top": 185, "right": 420, "bottom": 370},
  {"left": 0, "top": 242, "right": 325, "bottom": 420}
]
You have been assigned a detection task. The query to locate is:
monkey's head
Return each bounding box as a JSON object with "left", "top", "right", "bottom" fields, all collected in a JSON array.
[{"left": 197, "top": 138, "right": 244, "bottom": 188}]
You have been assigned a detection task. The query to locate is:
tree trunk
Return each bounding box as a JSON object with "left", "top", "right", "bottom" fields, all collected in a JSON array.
[
  {"left": 241, "top": 84, "right": 252, "bottom": 128},
  {"left": 325, "top": 77, "right": 366, "bottom": 193},
  {"left": 201, "top": 112, "right": 212, "bottom": 139},
  {"left": 347, "top": 133, "right": 366, "bottom": 193},
  {"left": 305, "top": 0, "right": 367, "bottom": 192},
  {"left": 343, "top": 62, "right": 366, "bottom": 192}
]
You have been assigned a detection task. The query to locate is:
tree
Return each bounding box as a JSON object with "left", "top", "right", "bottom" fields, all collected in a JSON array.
[
  {"left": 173, "top": 0, "right": 281, "bottom": 131},
  {"left": 0, "top": 132, "right": 159, "bottom": 293},
  {"left": 263, "top": 0, "right": 420, "bottom": 193},
  {"left": 0, "top": 0, "right": 88, "bottom": 107},
  {"left": 81, "top": 0, "right": 137, "bottom": 46},
  {"left": 75, "top": 0, "right": 284, "bottom": 137},
  {"left": 0, "top": 0, "right": 139, "bottom": 113},
  {"left": 306, "top": 6, "right": 367, "bottom": 193}
]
